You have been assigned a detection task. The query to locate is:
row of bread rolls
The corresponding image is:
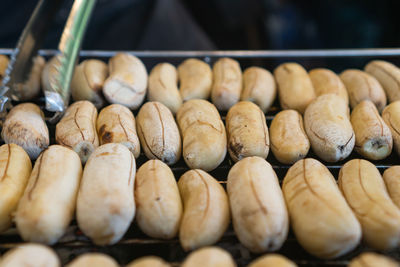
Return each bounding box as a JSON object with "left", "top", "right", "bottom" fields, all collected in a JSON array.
[
  {"left": 1, "top": 135, "right": 400, "bottom": 259},
  {"left": 2, "top": 52, "right": 400, "bottom": 117},
  {"left": 89, "top": 156, "right": 400, "bottom": 256},
  {"left": 284, "top": 158, "right": 400, "bottom": 258},
  {"left": 2, "top": 96, "right": 400, "bottom": 171},
  {"left": 67, "top": 54, "right": 400, "bottom": 117},
  {"left": 274, "top": 61, "right": 400, "bottom": 114},
  {"left": 0, "top": 243, "right": 398, "bottom": 267},
  {"left": 0, "top": 243, "right": 301, "bottom": 267},
  {"left": 3, "top": 137, "right": 400, "bottom": 260},
  {"left": 0, "top": 143, "right": 132, "bottom": 244},
  {"left": 67, "top": 54, "right": 277, "bottom": 113}
]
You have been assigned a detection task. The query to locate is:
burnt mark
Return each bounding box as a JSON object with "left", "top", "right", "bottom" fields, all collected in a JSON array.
[
  {"left": 80, "top": 145, "right": 91, "bottom": 159},
  {"left": 102, "top": 131, "right": 113, "bottom": 143},
  {"left": 98, "top": 124, "right": 105, "bottom": 135},
  {"left": 229, "top": 142, "right": 243, "bottom": 159},
  {"left": 338, "top": 133, "right": 354, "bottom": 152}
]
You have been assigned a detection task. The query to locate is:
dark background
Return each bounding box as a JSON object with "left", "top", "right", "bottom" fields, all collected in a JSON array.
[{"left": 1, "top": 0, "right": 400, "bottom": 51}]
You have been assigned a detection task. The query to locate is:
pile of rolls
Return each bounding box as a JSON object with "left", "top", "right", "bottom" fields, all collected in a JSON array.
[{"left": 1, "top": 52, "right": 400, "bottom": 266}]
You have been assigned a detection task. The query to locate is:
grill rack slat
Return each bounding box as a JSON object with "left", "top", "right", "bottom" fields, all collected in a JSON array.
[{"left": 1, "top": 48, "right": 400, "bottom": 266}]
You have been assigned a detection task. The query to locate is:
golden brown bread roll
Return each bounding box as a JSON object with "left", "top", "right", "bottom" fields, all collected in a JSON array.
[
  {"left": 351, "top": 100, "right": 392, "bottom": 160},
  {"left": 15, "top": 145, "right": 82, "bottom": 245},
  {"left": 0, "top": 144, "right": 32, "bottom": 233},
  {"left": 178, "top": 58, "right": 212, "bottom": 101},
  {"left": 211, "top": 58, "right": 242, "bottom": 111},
  {"left": 178, "top": 169, "right": 230, "bottom": 251},
  {"left": 304, "top": 94, "right": 355, "bottom": 162},
  {"left": 241, "top": 66, "right": 277, "bottom": 113},
  {"left": 97, "top": 103, "right": 140, "bottom": 158},
  {"left": 340, "top": 69, "right": 386, "bottom": 112},
  {"left": 365, "top": 60, "right": 400, "bottom": 103},
  {"left": 309, "top": 68, "right": 348, "bottom": 105},
  {"left": 283, "top": 158, "right": 361, "bottom": 258},
  {"left": 339, "top": 159, "right": 400, "bottom": 250},
  {"left": 148, "top": 62, "right": 182, "bottom": 114},
  {"left": 177, "top": 99, "right": 227, "bottom": 171},
  {"left": 56, "top": 100, "right": 99, "bottom": 163},
  {"left": 71, "top": 59, "right": 108, "bottom": 108},
  {"left": 274, "top": 62, "right": 316, "bottom": 114},
  {"left": 270, "top": 109, "right": 310, "bottom": 164},
  {"left": 226, "top": 101, "right": 269, "bottom": 162},
  {"left": 227, "top": 157, "right": 288, "bottom": 253},
  {"left": 103, "top": 53, "right": 148, "bottom": 110},
  {"left": 137, "top": 101, "right": 181, "bottom": 165},
  {"left": 135, "top": 159, "right": 182, "bottom": 239}
]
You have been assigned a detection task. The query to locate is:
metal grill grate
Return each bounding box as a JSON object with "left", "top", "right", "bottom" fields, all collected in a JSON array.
[{"left": 0, "top": 49, "right": 399, "bottom": 266}]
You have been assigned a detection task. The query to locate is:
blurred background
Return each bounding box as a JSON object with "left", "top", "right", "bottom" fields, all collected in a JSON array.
[{"left": 1, "top": 0, "right": 399, "bottom": 51}]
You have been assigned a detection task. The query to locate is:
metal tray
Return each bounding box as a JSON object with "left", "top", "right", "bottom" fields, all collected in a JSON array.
[{"left": 0, "top": 48, "right": 400, "bottom": 266}]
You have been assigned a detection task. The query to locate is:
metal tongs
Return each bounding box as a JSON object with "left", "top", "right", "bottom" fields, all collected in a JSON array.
[{"left": 0, "top": 0, "right": 96, "bottom": 123}]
